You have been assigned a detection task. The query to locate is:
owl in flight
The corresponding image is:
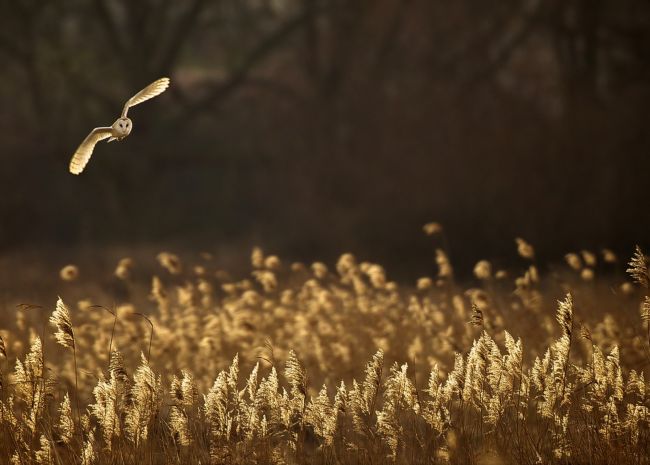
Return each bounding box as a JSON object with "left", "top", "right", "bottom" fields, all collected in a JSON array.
[{"left": 69, "top": 77, "right": 170, "bottom": 174}]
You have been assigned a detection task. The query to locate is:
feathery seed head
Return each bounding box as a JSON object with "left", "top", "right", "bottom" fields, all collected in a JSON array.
[
  {"left": 581, "top": 250, "right": 597, "bottom": 267},
  {"left": 50, "top": 297, "right": 75, "bottom": 349},
  {"left": 436, "top": 249, "right": 453, "bottom": 279},
  {"left": 81, "top": 430, "right": 96, "bottom": 465},
  {"left": 157, "top": 251, "right": 182, "bottom": 275},
  {"left": 312, "top": 262, "right": 328, "bottom": 279},
  {"left": 58, "top": 393, "right": 74, "bottom": 445},
  {"left": 251, "top": 247, "right": 264, "bottom": 268},
  {"left": 581, "top": 268, "right": 594, "bottom": 281},
  {"left": 565, "top": 253, "right": 582, "bottom": 271},
  {"left": 285, "top": 350, "right": 307, "bottom": 396},
  {"left": 264, "top": 255, "right": 281, "bottom": 270},
  {"left": 423, "top": 222, "right": 443, "bottom": 235},
  {"left": 115, "top": 257, "right": 135, "bottom": 280},
  {"left": 556, "top": 294, "right": 574, "bottom": 338},
  {"left": 35, "top": 435, "right": 53, "bottom": 465},
  {"left": 602, "top": 248, "right": 617, "bottom": 263},
  {"left": 641, "top": 297, "right": 650, "bottom": 323},
  {"left": 627, "top": 246, "right": 649, "bottom": 288},
  {"left": 468, "top": 303, "right": 484, "bottom": 327},
  {"left": 60, "top": 264, "right": 79, "bottom": 281},
  {"left": 579, "top": 324, "right": 592, "bottom": 342},
  {"left": 515, "top": 238, "right": 535, "bottom": 260},
  {"left": 473, "top": 260, "right": 492, "bottom": 280}
]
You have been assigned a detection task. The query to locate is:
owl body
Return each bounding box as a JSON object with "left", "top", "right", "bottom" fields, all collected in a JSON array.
[
  {"left": 108, "top": 117, "right": 133, "bottom": 142},
  {"left": 68, "top": 77, "right": 169, "bottom": 174}
]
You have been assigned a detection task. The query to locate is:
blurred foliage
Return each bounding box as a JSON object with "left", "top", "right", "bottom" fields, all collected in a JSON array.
[{"left": 1, "top": 0, "right": 649, "bottom": 272}]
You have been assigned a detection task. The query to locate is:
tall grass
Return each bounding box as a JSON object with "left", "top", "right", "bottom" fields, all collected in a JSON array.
[{"left": 0, "top": 235, "right": 648, "bottom": 464}]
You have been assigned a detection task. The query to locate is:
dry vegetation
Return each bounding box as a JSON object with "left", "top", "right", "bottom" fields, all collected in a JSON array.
[{"left": 0, "top": 229, "right": 649, "bottom": 464}]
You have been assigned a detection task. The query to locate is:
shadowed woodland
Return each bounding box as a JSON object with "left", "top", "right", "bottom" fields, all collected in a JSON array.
[{"left": 1, "top": 0, "right": 649, "bottom": 269}]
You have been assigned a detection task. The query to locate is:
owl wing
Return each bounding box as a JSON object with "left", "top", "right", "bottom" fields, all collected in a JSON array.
[
  {"left": 121, "top": 77, "right": 170, "bottom": 118},
  {"left": 69, "top": 127, "right": 113, "bottom": 175}
]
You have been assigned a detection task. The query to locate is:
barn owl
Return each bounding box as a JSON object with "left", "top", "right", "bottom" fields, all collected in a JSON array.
[{"left": 69, "top": 77, "right": 170, "bottom": 174}]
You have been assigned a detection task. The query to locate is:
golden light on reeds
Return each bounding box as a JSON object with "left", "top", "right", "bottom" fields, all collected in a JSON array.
[
  {"left": 423, "top": 222, "right": 443, "bottom": 235},
  {"left": 115, "top": 257, "right": 134, "bottom": 280},
  {"left": 565, "top": 253, "right": 582, "bottom": 270},
  {"left": 157, "top": 251, "right": 182, "bottom": 275},
  {"left": 50, "top": 297, "right": 75, "bottom": 349},
  {"left": 60, "top": 264, "right": 79, "bottom": 281},
  {"left": 515, "top": 237, "right": 535, "bottom": 260},
  {"left": 627, "top": 246, "right": 649, "bottom": 288},
  {"left": 0, "top": 241, "right": 646, "bottom": 464},
  {"left": 473, "top": 260, "right": 492, "bottom": 280}
]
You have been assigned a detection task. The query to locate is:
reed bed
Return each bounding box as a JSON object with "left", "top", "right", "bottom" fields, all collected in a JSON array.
[{"left": 0, "top": 233, "right": 648, "bottom": 464}]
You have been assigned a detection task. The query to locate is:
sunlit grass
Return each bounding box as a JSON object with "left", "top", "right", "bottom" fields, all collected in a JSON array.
[{"left": 0, "top": 231, "right": 648, "bottom": 464}]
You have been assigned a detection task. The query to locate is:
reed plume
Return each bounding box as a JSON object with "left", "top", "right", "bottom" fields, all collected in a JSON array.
[
  {"left": 627, "top": 246, "right": 649, "bottom": 288},
  {"left": 50, "top": 297, "right": 81, "bottom": 431}
]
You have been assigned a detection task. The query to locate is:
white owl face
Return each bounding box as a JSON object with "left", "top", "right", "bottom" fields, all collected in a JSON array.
[{"left": 112, "top": 117, "right": 133, "bottom": 137}]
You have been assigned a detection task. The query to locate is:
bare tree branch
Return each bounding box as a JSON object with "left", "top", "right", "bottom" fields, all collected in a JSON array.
[
  {"left": 156, "top": 0, "right": 209, "bottom": 75},
  {"left": 172, "top": 8, "right": 316, "bottom": 127},
  {"left": 477, "top": 0, "right": 543, "bottom": 78},
  {"left": 433, "top": 0, "right": 544, "bottom": 91},
  {"left": 93, "top": 0, "right": 128, "bottom": 67},
  {"left": 320, "top": 4, "right": 369, "bottom": 97},
  {"left": 373, "top": 0, "right": 415, "bottom": 75}
]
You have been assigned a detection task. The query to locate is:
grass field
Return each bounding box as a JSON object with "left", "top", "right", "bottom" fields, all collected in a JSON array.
[{"left": 0, "top": 230, "right": 648, "bottom": 464}]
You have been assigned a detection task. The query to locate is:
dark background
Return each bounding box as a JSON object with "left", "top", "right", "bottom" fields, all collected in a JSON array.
[{"left": 1, "top": 0, "right": 649, "bottom": 278}]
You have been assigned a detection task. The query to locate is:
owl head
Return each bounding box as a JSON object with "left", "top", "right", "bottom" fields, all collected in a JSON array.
[{"left": 112, "top": 117, "right": 132, "bottom": 137}]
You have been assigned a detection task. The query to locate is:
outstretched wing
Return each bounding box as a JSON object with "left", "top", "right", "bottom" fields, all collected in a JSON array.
[
  {"left": 69, "top": 127, "right": 113, "bottom": 175},
  {"left": 121, "top": 77, "right": 170, "bottom": 118}
]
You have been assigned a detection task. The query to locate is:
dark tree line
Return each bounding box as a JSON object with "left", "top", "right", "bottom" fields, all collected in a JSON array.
[{"left": 1, "top": 0, "right": 649, "bottom": 271}]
